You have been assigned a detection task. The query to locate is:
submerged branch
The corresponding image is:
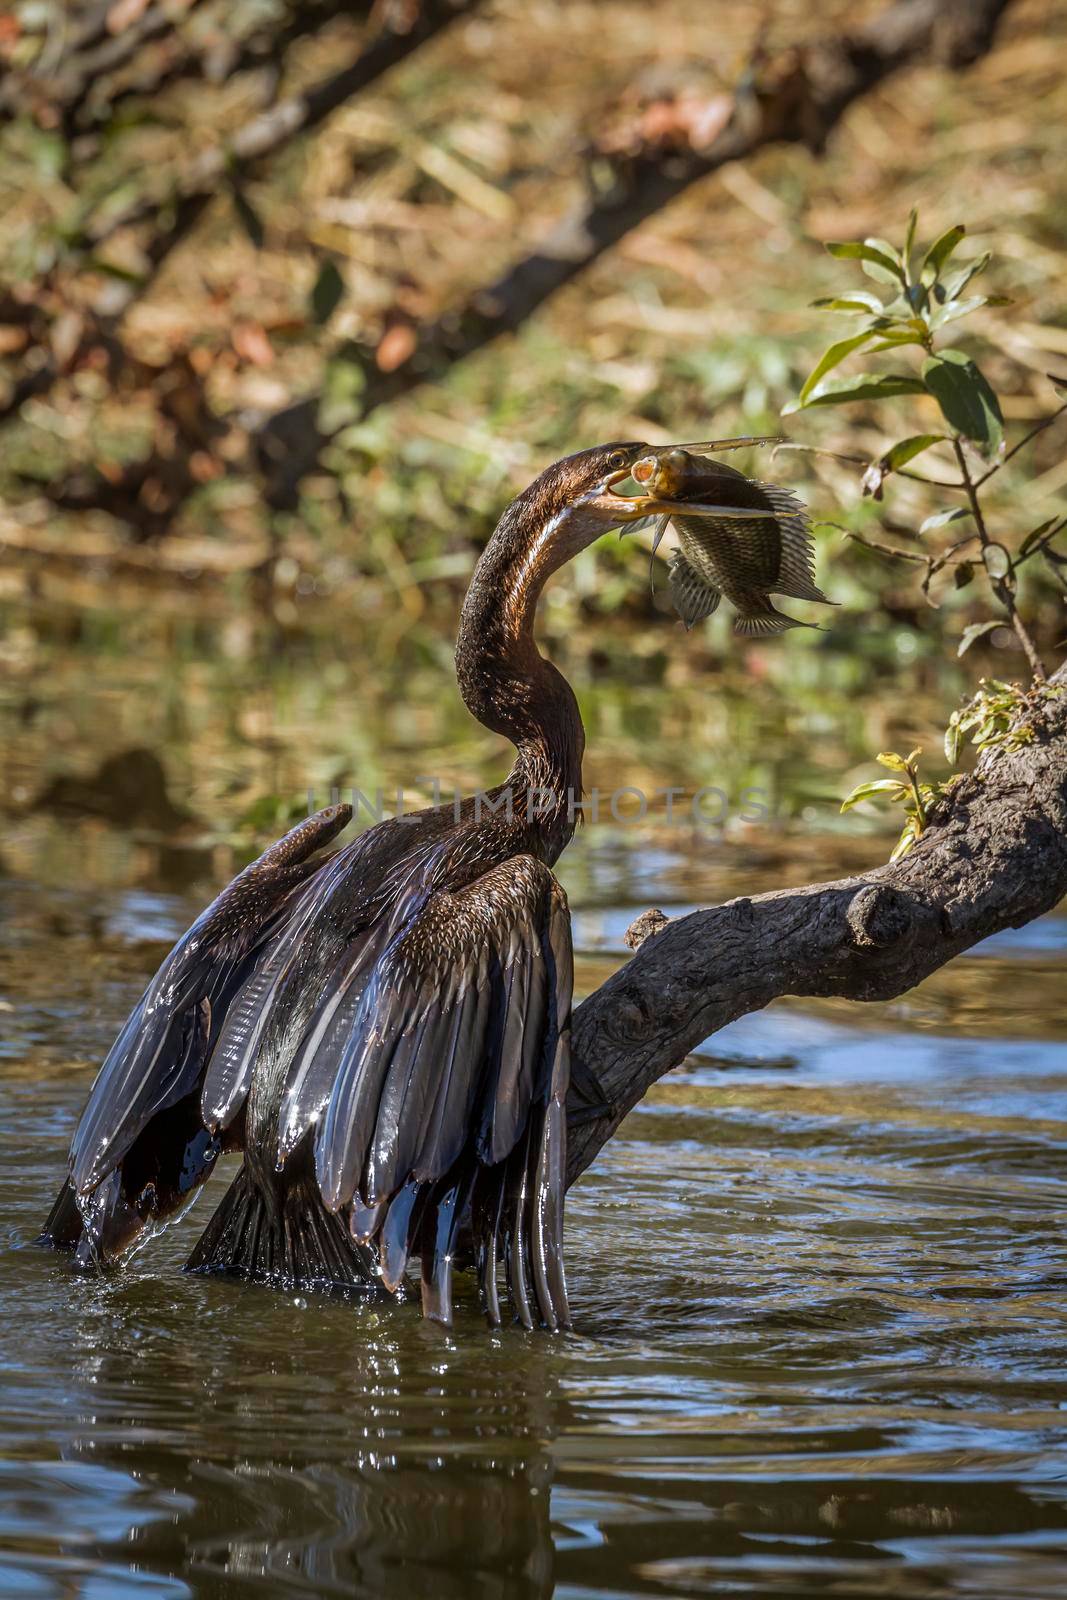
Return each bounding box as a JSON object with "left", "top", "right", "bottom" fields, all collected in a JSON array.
[{"left": 565, "top": 659, "right": 1067, "bottom": 1184}]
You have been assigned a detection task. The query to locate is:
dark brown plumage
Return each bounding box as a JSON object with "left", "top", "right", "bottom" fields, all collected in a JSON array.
[{"left": 40, "top": 440, "right": 707, "bottom": 1330}]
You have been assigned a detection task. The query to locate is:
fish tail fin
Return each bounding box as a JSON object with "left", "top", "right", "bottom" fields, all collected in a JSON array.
[
  {"left": 734, "top": 600, "right": 818, "bottom": 637},
  {"left": 185, "top": 1164, "right": 375, "bottom": 1292}
]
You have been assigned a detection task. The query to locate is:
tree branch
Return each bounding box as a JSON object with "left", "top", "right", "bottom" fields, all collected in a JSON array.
[
  {"left": 565, "top": 661, "right": 1067, "bottom": 1184},
  {"left": 80, "top": 0, "right": 479, "bottom": 254},
  {"left": 0, "top": 1, "right": 478, "bottom": 431},
  {"left": 252, "top": 0, "right": 1018, "bottom": 510}
]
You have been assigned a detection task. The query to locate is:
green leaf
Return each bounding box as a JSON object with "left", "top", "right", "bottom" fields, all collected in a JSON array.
[
  {"left": 869, "top": 329, "right": 929, "bottom": 352},
  {"left": 232, "top": 186, "right": 265, "bottom": 249},
  {"left": 957, "top": 619, "right": 1001, "bottom": 657},
  {"left": 883, "top": 433, "right": 946, "bottom": 470},
  {"left": 86, "top": 255, "right": 146, "bottom": 287},
  {"left": 840, "top": 778, "right": 908, "bottom": 812},
  {"left": 954, "top": 560, "right": 975, "bottom": 590},
  {"left": 798, "top": 331, "right": 876, "bottom": 403},
  {"left": 310, "top": 258, "right": 345, "bottom": 325},
  {"left": 904, "top": 206, "right": 919, "bottom": 271},
  {"left": 921, "top": 350, "right": 1004, "bottom": 452},
  {"left": 921, "top": 224, "right": 966, "bottom": 282},
  {"left": 890, "top": 817, "right": 919, "bottom": 860},
  {"left": 825, "top": 239, "right": 904, "bottom": 283},
  {"left": 811, "top": 292, "right": 886, "bottom": 313},
  {"left": 876, "top": 750, "right": 909, "bottom": 772},
  {"left": 862, "top": 237, "right": 906, "bottom": 285},
  {"left": 928, "top": 295, "right": 990, "bottom": 330},
  {"left": 944, "top": 715, "right": 963, "bottom": 764},
  {"left": 940, "top": 252, "right": 990, "bottom": 300},
  {"left": 920, "top": 505, "right": 972, "bottom": 534},
  {"left": 783, "top": 372, "right": 926, "bottom": 413},
  {"left": 1019, "top": 517, "right": 1063, "bottom": 557},
  {"left": 862, "top": 431, "right": 947, "bottom": 497}
]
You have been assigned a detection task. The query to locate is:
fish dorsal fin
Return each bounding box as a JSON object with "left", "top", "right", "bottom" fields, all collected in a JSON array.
[{"left": 754, "top": 482, "right": 832, "bottom": 604}]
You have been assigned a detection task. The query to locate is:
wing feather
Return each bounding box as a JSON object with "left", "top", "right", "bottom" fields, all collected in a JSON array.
[
  {"left": 68, "top": 804, "right": 351, "bottom": 1197},
  {"left": 306, "top": 854, "right": 572, "bottom": 1326}
]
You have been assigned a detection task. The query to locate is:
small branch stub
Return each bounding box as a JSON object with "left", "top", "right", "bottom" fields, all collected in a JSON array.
[
  {"left": 624, "top": 908, "right": 670, "bottom": 950},
  {"left": 846, "top": 882, "right": 916, "bottom": 947}
]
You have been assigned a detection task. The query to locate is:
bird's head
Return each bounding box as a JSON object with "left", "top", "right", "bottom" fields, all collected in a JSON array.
[
  {"left": 489, "top": 436, "right": 788, "bottom": 592},
  {"left": 501, "top": 441, "right": 682, "bottom": 568}
]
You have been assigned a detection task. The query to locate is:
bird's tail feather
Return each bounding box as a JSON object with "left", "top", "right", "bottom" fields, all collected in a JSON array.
[
  {"left": 36, "top": 1179, "right": 84, "bottom": 1252},
  {"left": 185, "top": 1163, "right": 376, "bottom": 1292}
]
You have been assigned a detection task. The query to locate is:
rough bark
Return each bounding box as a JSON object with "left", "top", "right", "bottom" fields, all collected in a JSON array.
[
  {"left": 565, "top": 664, "right": 1067, "bottom": 1184},
  {"left": 253, "top": 0, "right": 1016, "bottom": 510}
]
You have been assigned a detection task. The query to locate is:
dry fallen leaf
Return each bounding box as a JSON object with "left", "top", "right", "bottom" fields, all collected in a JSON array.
[
  {"left": 107, "top": 0, "right": 152, "bottom": 35},
  {"left": 231, "top": 321, "right": 274, "bottom": 368},
  {"left": 0, "top": 326, "right": 29, "bottom": 357},
  {"left": 376, "top": 323, "right": 417, "bottom": 373}
]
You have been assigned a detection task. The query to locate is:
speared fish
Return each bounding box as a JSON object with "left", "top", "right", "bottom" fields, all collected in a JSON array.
[{"left": 630, "top": 444, "right": 834, "bottom": 636}]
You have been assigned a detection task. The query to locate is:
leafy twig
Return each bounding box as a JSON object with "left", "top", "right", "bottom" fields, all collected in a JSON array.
[
  {"left": 972, "top": 383, "right": 1067, "bottom": 489},
  {"left": 953, "top": 438, "right": 1046, "bottom": 680}
]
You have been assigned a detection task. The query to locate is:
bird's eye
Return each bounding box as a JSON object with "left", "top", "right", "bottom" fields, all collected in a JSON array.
[{"left": 608, "top": 449, "right": 628, "bottom": 470}]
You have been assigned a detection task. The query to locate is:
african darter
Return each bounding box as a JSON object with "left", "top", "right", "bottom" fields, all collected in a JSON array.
[{"left": 39, "top": 442, "right": 754, "bottom": 1328}]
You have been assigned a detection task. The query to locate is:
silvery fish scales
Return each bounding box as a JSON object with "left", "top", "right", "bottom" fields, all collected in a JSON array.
[{"left": 632, "top": 450, "right": 832, "bottom": 635}]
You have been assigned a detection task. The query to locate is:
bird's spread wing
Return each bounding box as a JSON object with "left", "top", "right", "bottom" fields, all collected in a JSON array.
[
  {"left": 282, "top": 853, "right": 573, "bottom": 1329},
  {"left": 56, "top": 805, "right": 352, "bottom": 1256}
]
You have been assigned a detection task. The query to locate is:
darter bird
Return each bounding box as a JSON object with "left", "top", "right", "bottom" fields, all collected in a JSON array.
[{"left": 38, "top": 442, "right": 795, "bottom": 1328}]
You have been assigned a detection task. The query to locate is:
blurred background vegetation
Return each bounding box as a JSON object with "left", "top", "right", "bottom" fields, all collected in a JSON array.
[{"left": 0, "top": 0, "right": 1064, "bottom": 906}]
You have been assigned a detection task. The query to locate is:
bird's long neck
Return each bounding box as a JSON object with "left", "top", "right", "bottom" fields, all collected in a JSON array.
[{"left": 455, "top": 504, "right": 585, "bottom": 818}]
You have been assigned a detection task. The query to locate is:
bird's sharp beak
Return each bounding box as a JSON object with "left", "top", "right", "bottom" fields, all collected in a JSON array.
[
  {"left": 595, "top": 465, "right": 638, "bottom": 514},
  {"left": 607, "top": 493, "right": 772, "bottom": 525},
  {"left": 638, "top": 501, "right": 771, "bottom": 519},
  {"left": 599, "top": 491, "right": 654, "bottom": 522},
  {"left": 594, "top": 461, "right": 650, "bottom": 522}
]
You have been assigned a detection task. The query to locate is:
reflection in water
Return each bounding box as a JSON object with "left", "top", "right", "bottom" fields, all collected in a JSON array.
[{"left": 48, "top": 1296, "right": 560, "bottom": 1600}]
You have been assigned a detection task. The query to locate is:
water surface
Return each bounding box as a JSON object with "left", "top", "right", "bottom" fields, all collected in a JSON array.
[{"left": 2, "top": 613, "right": 1066, "bottom": 1598}]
